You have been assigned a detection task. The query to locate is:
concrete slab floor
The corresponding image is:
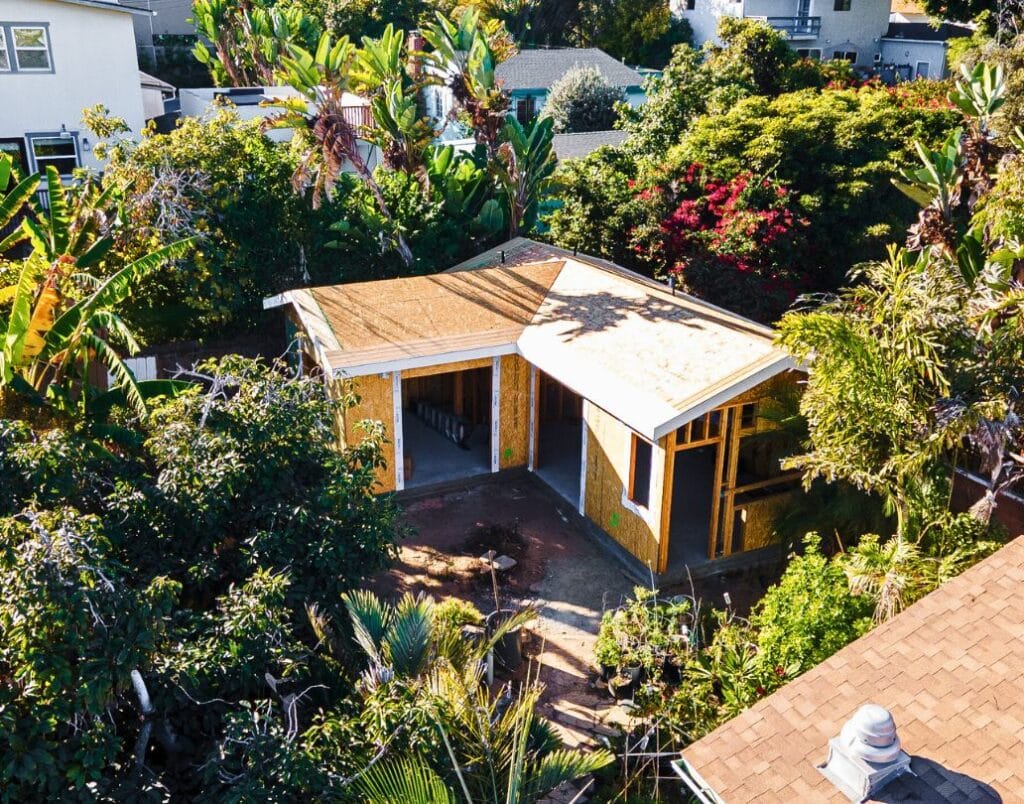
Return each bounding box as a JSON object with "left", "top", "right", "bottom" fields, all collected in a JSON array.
[{"left": 403, "top": 409, "right": 490, "bottom": 489}]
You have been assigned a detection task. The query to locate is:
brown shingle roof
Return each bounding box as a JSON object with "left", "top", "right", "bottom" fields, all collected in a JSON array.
[{"left": 680, "top": 537, "right": 1024, "bottom": 801}]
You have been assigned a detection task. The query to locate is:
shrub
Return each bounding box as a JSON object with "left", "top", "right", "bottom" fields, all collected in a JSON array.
[{"left": 542, "top": 66, "right": 624, "bottom": 133}]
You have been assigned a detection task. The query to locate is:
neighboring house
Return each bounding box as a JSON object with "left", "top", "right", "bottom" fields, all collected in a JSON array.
[
  {"left": 130, "top": 0, "right": 194, "bottom": 64},
  {"left": 674, "top": 0, "right": 969, "bottom": 76},
  {"left": 266, "top": 238, "right": 804, "bottom": 581},
  {"left": 552, "top": 130, "right": 627, "bottom": 161},
  {"left": 0, "top": 0, "right": 148, "bottom": 177},
  {"left": 879, "top": 20, "right": 973, "bottom": 80},
  {"left": 424, "top": 47, "right": 646, "bottom": 141},
  {"left": 675, "top": 0, "right": 894, "bottom": 67},
  {"left": 140, "top": 69, "right": 174, "bottom": 120},
  {"left": 674, "top": 535, "right": 1024, "bottom": 801}
]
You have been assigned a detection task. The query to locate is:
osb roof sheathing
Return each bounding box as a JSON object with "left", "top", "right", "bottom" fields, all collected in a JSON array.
[
  {"left": 680, "top": 536, "right": 1024, "bottom": 802},
  {"left": 275, "top": 239, "right": 793, "bottom": 438},
  {"left": 308, "top": 261, "right": 563, "bottom": 370}
]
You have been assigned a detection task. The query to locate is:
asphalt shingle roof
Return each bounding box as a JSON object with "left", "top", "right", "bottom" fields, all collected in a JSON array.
[
  {"left": 680, "top": 536, "right": 1024, "bottom": 802},
  {"left": 551, "top": 130, "right": 626, "bottom": 160},
  {"left": 883, "top": 21, "right": 974, "bottom": 41},
  {"left": 495, "top": 48, "right": 644, "bottom": 92}
]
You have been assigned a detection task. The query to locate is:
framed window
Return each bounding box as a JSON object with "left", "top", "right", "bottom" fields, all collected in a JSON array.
[
  {"left": 685, "top": 0, "right": 696, "bottom": 9},
  {"left": 0, "top": 23, "right": 53, "bottom": 73},
  {"left": 12, "top": 26, "right": 51, "bottom": 71},
  {"left": 28, "top": 133, "right": 79, "bottom": 177},
  {"left": 515, "top": 95, "right": 536, "bottom": 124},
  {"left": 796, "top": 48, "right": 822, "bottom": 60},
  {"left": 628, "top": 435, "right": 653, "bottom": 508},
  {"left": 832, "top": 50, "right": 857, "bottom": 63},
  {"left": 739, "top": 402, "right": 758, "bottom": 432},
  {"left": 915, "top": 61, "right": 930, "bottom": 78},
  {"left": 833, "top": 0, "right": 851, "bottom": 9}
]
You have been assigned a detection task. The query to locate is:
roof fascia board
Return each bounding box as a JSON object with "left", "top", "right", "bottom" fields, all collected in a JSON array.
[
  {"left": 55, "top": 0, "right": 153, "bottom": 15},
  {"left": 331, "top": 341, "right": 517, "bottom": 379},
  {"left": 264, "top": 289, "right": 339, "bottom": 370},
  {"left": 880, "top": 36, "right": 948, "bottom": 43},
  {"left": 652, "top": 355, "right": 798, "bottom": 439}
]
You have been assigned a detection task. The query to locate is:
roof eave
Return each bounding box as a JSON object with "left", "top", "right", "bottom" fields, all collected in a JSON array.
[
  {"left": 652, "top": 354, "right": 799, "bottom": 440},
  {"left": 329, "top": 341, "right": 518, "bottom": 379}
]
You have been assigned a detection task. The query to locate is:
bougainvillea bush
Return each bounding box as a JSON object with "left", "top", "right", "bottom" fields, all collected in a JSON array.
[{"left": 630, "top": 164, "right": 810, "bottom": 321}]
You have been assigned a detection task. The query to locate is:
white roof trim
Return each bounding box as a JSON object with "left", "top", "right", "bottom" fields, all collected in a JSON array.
[
  {"left": 55, "top": 0, "right": 154, "bottom": 15},
  {"left": 652, "top": 355, "right": 798, "bottom": 439},
  {"left": 331, "top": 342, "right": 517, "bottom": 379}
]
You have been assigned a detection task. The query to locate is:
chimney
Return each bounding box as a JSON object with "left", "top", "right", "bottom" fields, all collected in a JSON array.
[
  {"left": 407, "top": 29, "right": 426, "bottom": 79},
  {"left": 818, "top": 704, "right": 911, "bottom": 802}
]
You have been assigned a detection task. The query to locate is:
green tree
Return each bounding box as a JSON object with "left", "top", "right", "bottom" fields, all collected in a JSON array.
[
  {"left": 542, "top": 65, "right": 623, "bottom": 133},
  {"left": 98, "top": 108, "right": 339, "bottom": 342},
  {"left": 751, "top": 534, "right": 873, "bottom": 673}
]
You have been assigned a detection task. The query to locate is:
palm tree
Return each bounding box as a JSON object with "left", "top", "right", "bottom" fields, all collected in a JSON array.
[{"left": 268, "top": 33, "right": 415, "bottom": 268}]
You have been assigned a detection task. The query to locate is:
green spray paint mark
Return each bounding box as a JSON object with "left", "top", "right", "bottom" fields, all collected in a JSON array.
[
  {"left": 609, "top": 512, "right": 621, "bottom": 528},
  {"left": 502, "top": 447, "right": 513, "bottom": 460}
]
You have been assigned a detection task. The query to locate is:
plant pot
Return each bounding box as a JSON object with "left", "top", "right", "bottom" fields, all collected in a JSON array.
[
  {"left": 609, "top": 672, "right": 639, "bottom": 700},
  {"left": 662, "top": 658, "right": 683, "bottom": 685},
  {"left": 486, "top": 609, "right": 524, "bottom": 671},
  {"left": 598, "top": 663, "right": 617, "bottom": 682}
]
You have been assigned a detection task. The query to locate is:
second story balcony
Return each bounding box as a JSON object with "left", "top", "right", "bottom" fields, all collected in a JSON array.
[{"left": 760, "top": 15, "right": 822, "bottom": 39}]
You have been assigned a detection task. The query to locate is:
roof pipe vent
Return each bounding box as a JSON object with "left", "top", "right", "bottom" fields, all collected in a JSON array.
[{"left": 818, "top": 704, "right": 911, "bottom": 802}]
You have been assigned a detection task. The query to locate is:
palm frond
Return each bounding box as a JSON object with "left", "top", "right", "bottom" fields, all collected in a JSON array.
[
  {"left": 358, "top": 757, "right": 457, "bottom": 804},
  {"left": 342, "top": 589, "right": 393, "bottom": 664}
]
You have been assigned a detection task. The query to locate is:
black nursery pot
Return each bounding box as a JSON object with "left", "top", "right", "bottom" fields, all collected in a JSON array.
[
  {"left": 486, "top": 609, "right": 524, "bottom": 670},
  {"left": 599, "top": 663, "right": 617, "bottom": 682}
]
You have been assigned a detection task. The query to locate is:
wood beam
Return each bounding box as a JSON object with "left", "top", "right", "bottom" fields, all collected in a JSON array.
[{"left": 657, "top": 430, "right": 677, "bottom": 574}]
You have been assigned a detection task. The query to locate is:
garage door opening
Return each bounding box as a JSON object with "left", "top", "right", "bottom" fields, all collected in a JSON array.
[{"left": 402, "top": 367, "right": 492, "bottom": 488}]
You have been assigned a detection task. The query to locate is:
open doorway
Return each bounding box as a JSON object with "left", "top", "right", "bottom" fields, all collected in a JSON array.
[
  {"left": 402, "top": 366, "right": 491, "bottom": 488},
  {"left": 534, "top": 372, "right": 583, "bottom": 505},
  {"left": 667, "top": 446, "right": 717, "bottom": 569}
]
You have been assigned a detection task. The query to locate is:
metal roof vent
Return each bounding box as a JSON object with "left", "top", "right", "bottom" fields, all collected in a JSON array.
[{"left": 818, "top": 704, "right": 911, "bottom": 801}]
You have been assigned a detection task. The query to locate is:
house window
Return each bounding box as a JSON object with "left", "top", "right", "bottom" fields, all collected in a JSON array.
[
  {"left": 628, "top": 435, "right": 653, "bottom": 508},
  {"left": 11, "top": 26, "right": 51, "bottom": 71},
  {"left": 28, "top": 134, "right": 79, "bottom": 177},
  {"left": 833, "top": 0, "right": 851, "bottom": 9},
  {"left": 915, "top": 61, "right": 930, "bottom": 78},
  {"left": 0, "top": 30, "right": 9, "bottom": 71},
  {"left": 685, "top": 0, "right": 696, "bottom": 9},
  {"left": 796, "top": 48, "right": 822, "bottom": 60},
  {"left": 832, "top": 50, "right": 857, "bottom": 63},
  {"left": 515, "top": 95, "right": 536, "bottom": 124}
]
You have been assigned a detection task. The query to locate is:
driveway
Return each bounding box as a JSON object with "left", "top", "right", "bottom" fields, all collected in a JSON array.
[{"left": 366, "top": 471, "right": 637, "bottom": 747}]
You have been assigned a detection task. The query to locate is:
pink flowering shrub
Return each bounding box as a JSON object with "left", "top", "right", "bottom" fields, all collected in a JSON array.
[{"left": 630, "top": 163, "right": 809, "bottom": 321}]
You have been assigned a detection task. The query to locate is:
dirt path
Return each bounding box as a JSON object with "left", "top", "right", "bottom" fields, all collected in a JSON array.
[{"left": 366, "top": 473, "right": 637, "bottom": 747}]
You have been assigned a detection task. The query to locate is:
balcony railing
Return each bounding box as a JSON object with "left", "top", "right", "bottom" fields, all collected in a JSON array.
[{"left": 764, "top": 15, "right": 821, "bottom": 38}]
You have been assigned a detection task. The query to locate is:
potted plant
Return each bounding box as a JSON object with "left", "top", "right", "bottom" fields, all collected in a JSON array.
[{"left": 595, "top": 611, "right": 623, "bottom": 680}]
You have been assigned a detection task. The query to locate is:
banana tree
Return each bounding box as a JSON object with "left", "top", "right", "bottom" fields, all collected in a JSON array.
[
  {"left": 192, "top": 0, "right": 317, "bottom": 87},
  {"left": 351, "top": 26, "right": 438, "bottom": 177},
  {"left": 422, "top": 11, "right": 511, "bottom": 158},
  {"left": 491, "top": 116, "right": 557, "bottom": 238},
  {"left": 0, "top": 155, "right": 195, "bottom": 418},
  {"left": 267, "top": 33, "right": 414, "bottom": 268},
  {"left": 0, "top": 155, "right": 41, "bottom": 255}
]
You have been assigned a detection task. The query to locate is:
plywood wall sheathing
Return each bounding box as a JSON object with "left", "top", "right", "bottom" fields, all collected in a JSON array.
[
  {"left": 401, "top": 357, "right": 494, "bottom": 380},
  {"left": 498, "top": 355, "right": 531, "bottom": 470},
  {"left": 335, "top": 374, "right": 397, "bottom": 492},
  {"left": 583, "top": 403, "right": 663, "bottom": 568}
]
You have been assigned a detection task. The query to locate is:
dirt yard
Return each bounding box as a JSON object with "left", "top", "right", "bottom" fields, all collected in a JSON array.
[{"left": 366, "top": 472, "right": 782, "bottom": 748}]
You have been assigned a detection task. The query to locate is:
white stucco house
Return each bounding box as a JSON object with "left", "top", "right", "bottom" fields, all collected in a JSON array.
[
  {"left": 0, "top": 0, "right": 148, "bottom": 178},
  {"left": 674, "top": 0, "right": 894, "bottom": 68}
]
